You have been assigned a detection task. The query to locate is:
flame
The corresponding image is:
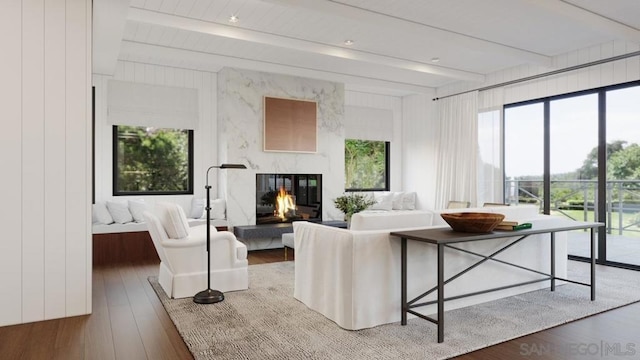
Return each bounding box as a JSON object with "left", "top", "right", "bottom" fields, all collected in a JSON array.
[{"left": 275, "top": 187, "right": 296, "bottom": 220}]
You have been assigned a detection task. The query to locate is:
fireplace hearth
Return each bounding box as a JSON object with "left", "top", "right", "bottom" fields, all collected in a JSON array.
[{"left": 256, "top": 174, "right": 322, "bottom": 225}]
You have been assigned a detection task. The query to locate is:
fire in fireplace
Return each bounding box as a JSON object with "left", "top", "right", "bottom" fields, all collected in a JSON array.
[{"left": 256, "top": 174, "right": 322, "bottom": 224}]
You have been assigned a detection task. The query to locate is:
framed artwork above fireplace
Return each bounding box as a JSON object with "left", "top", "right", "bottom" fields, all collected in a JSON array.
[{"left": 263, "top": 96, "right": 317, "bottom": 153}]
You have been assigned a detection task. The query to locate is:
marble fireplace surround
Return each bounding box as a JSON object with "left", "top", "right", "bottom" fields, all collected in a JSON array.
[{"left": 217, "top": 68, "right": 346, "bottom": 233}]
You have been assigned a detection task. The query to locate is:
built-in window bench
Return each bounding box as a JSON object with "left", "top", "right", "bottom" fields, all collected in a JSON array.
[{"left": 92, "top": 220, "right": 228, "bottom": 266}]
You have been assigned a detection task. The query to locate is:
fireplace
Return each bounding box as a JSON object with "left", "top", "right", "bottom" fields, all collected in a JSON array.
[{"left": 256, "top": 174, "right": 322, "bottom": 224}]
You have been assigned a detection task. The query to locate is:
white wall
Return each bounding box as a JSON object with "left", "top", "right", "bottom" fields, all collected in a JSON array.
[
  {"left": 0, "top": 0, "right": 92, "bottom": 326},
  {"left": 93, "top": 61, "right": 218, "bottom": 213},
  {"left": 401, "top": 91, "right": 439, "bottom": 210},
  {"left": 438, "top": 40, "right": 640, "bottom": 106}
]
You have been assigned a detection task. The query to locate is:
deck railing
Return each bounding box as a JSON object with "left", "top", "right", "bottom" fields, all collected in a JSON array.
[{"left": 505, "top": 179, "right": 640, "bottom": 236}]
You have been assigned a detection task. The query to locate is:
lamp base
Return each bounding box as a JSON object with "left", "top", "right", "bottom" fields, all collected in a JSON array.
[{"left": 193, "top": 288, "right": 224, "bottom": 304}]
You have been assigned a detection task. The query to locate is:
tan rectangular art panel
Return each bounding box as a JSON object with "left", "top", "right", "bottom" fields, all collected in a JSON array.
[{"left": 264, "top": 96, "right": 317, "bottom": 152}]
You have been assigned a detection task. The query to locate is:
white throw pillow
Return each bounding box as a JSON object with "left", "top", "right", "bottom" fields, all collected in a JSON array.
[
  {"left": 392, "top": 192, "right": 405, "bottom": 210},
  {"left": 128, "top": 199, "right": 147, "bottom": 223},
  {"left": 106, "top": 201, "right": 133, "bottom": 224},
  {"left": 190, "top": 198, "right": 206, "bottom": 219},
  {"left": 209, "top": 199, "right": 226, "bottom": 220},
  {"left": 158, "top": 202, "right": 190, "bottom": 239},
  {"left": 402, "top": 192, "right": 417, "bottom": 210},
  {"left": 369, "top": 192, "right": 393, "bottom": 211},
  {"left": 92, "top": 203, "right": 114, "bottom": 224}
]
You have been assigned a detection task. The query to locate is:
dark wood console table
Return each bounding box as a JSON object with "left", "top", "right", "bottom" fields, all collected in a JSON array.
[{"left": 391, "top": 219, "right": 603, "bottom": 343}]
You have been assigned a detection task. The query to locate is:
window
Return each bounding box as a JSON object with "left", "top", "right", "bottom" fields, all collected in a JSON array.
[
  {"left": 113, "top": 125, "right": 193, "bottom": 195},
  {"left": 345, "top": 139, "right": 390, "bottom": 191}
]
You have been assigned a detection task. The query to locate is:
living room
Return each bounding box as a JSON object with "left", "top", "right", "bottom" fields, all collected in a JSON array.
[{"left": 3, "top": 0, "right": 640, "bottom": 359}]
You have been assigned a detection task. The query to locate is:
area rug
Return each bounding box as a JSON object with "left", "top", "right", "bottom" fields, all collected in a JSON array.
[{"left": 149, "top": 261, "right": 640, "bottom": 360}]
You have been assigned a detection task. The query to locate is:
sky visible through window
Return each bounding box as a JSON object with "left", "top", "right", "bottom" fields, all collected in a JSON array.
[{"left": 503, "top": 86, "right": 640, "bottom": 178}]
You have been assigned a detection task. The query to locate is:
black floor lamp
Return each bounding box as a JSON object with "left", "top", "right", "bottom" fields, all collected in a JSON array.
[{"left": 193, "top": 163, "right": 247, "bottom": 304}]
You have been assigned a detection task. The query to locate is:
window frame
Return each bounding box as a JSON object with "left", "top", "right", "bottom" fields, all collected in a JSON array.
[
  {"left": 112, "top": 125, "right": 194, "bottom": 196},
  {"left": 344, "top": 139, "right": 391, "bottom": 192}
]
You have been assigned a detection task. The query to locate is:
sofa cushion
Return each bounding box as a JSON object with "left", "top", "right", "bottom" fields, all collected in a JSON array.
[
  {"left": 158, "top": 202, "right": 190, "bottom": 239},
  {"left": 92, "top": 202, "right": 114, "bottom": 225},
  {"left": 208, "top": 199, "right": 226, "bottom": 220},
  {"left": 190, "top": 198, "right": 206, "bottom": 219},
  {"left": 369, "top": 192, "right": 393, "bottom": 211},
  {"left": 107, "top": 201, "right": 133, "bottom": 224},
  {"left": 128, "top": 199, "right": 147, "bottom": 223},
  {"left": 391, "top": 192, "right": 404, "bottom": 210},
  {"left": 402, "top": 192, "right": 417, "bottom": 210}
]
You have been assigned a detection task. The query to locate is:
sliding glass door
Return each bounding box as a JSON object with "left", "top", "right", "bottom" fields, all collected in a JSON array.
[
  {"left": 503, "top": 81, "right": 640, "bottom": 270},
  {"left": 605, "top": 86, "right": 640, "bottom": 266},
  {"left": 549, "top": 94, "right": 598, "bottom": 258}
]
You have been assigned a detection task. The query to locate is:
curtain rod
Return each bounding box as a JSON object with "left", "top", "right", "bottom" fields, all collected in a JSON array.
[{"left": 432, "top": 50, "right": 640, "bottom": 101}]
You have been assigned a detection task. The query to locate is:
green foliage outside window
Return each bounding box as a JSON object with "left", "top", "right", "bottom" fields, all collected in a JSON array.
[
  {"left": 345, "top": 139, "right": 388, "bottom": 190},
  {"left": 114, "top": 126, "right": 192, "bottom": 194}
]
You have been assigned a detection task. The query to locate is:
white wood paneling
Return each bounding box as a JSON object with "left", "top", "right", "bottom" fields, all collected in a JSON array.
[
  {"left": 401, "top": 92, "right": 438, "bottom": 210},
  {"left": 0, "top": 0, "right": 24, "bottom": 326},
  {"left": 21, "top": 0, "right": 46, "bottom": 323},
  {"left": 44, "top": 0, "right": 68, "bottom": 320},
  {"left": 65, "top": 0, "right": 90, "bottom": 317},
  {"left": 0, "top": 0, "right": 92, "bottom": 327}
]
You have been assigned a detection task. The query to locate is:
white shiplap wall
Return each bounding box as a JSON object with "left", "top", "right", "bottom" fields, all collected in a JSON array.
[
  {"left": 437, "top": 40, "right": 640, "bottom": 106},
  {"left": 401, "top": 91, "right": 439, "bottom": 210},
  {"left": 93, "top": 61, "right": 218, "bottom": 212},
  {"left": 0, "top": 0, "right": 92, "bottom": 326}
]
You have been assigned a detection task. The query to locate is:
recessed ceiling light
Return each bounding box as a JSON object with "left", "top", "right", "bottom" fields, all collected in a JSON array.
[
  {"left": 229, "top": 15, "right": 239, "bottom": 23},
  {"left": 431, "top": 57, "right": 440, "bottom": 63},
  {"left": 344, "top": 40, "right": 354, "bottom": 46}
]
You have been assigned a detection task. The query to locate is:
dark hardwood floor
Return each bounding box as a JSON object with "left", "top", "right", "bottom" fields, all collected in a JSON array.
[{"left": 0, "top": 249, "right": 638, "bottom": 359}]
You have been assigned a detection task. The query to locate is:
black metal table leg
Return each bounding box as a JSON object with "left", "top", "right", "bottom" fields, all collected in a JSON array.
[
  {"left": 591, "top": 228, "right": 596, "bottom": 301},
  {"left": 401, "top": 237, "right": 407, "bottom": 325},
  {"left": 437, "top": 243, "right": 444, "bottom": 343},
  {"left": 551, "top": 232, "right": 555, "bottom": 291}
]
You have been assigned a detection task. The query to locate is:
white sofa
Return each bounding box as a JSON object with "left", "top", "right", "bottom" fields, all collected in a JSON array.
[{"left": 293, "top": 205, "right": 568, "bottom": 330}]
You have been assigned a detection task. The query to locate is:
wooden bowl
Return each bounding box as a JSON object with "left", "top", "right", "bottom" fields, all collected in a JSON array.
[{"left": 440, "top": 212, "right": 505, "bottom": 233}]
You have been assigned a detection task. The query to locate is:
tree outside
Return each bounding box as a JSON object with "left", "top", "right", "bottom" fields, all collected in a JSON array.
[
  {"left": 116, "top": 126, "right": 191, "bottom": 193},
  {"left": 345, "top": 139, "right": 387, "bottom": 190}
]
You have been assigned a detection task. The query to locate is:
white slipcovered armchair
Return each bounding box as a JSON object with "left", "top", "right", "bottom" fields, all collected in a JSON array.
[{"left": 144, "top": 202, "right": 248, "bottom": 299}]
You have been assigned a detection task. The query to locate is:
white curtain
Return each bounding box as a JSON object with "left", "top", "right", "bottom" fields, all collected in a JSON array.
[
  {"left": 476, "top": 88, "right": 505, "bottom": 205},
  {"left": 107, "top": 80, "right": 199, "bottom": 129},
  {"left": 434, "top": 91, "right": 479, "bottom": 208}
]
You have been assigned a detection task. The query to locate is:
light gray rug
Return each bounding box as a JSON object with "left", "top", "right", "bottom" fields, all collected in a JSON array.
[{"left": 149, "top": 261, "right": 640, "bottom": 360}]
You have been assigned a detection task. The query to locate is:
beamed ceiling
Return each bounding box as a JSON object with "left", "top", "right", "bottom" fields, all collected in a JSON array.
[{"left": 94, "top": 0, "right": 640, "bottom": 95}]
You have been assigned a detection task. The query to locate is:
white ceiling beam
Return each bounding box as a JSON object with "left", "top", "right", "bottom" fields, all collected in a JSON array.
[
  {"left": 127, "top": 7, "right": 485, "bottom": 83},
  {"left": 119, "top": 40, "right": 435, "bottom": 95},
  {"left": 547, "top": 0, "right": 640, "bottom": 41},
  {"left": 93, "top": 0, "right": 131, "bottom": 75},
  {"left": 263, "top": 0, "right": 553, "bottom": 66}
]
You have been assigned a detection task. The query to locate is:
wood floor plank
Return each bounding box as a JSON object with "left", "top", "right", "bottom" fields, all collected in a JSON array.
[
  {"left": 102, "top": 266, "right": 147, "bottom": 360},
  {"left": 0, "top": 322, "right": 32, "bottom": 359},
  {"left": 84, "top": 267, "right": 116, "bottom": 360},
  {"left": 134, "top": 263, "right": 193, "bottom": 360},
  {"left": 20, "top": 319, "right": 58, "bottom": 360},
  {"left": 119, "top": 264, "right": 182, "bottom": 360}
]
